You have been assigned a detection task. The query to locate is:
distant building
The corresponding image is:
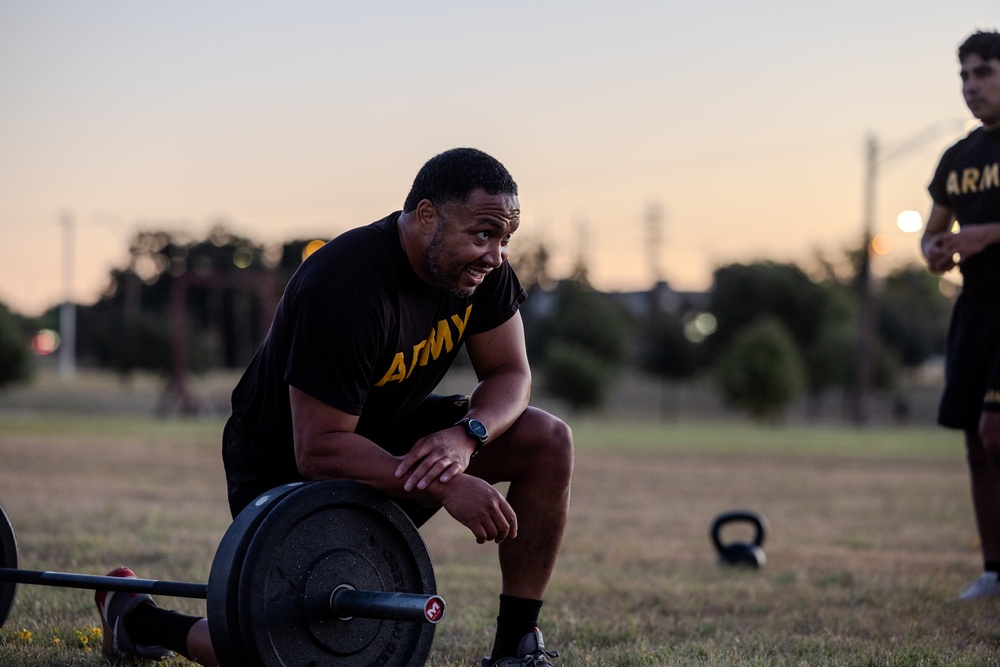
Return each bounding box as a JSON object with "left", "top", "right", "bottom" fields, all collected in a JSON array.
[
  {"left": 522, "top": 279, "right": 710, "bottom": 322},
  {"left": 611, "top": 280, "right": 710, "bottom": 320}
]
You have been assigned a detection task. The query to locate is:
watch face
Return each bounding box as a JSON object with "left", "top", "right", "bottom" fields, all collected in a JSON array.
[{"left": 467, "top": 419, "right": 488, "bottom": 441}]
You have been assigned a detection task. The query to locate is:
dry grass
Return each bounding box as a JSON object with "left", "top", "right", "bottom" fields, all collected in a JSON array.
[{"left": 0, "top": 371, "right": 998, "bottom": 665}]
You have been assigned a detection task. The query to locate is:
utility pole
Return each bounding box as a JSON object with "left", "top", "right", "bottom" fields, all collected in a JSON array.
[
  {"left": 645, "top": 201, "right": 664, "bottom": 286},
  {"left": 571, "top": 218, "right": 591, "bottom": 283},
  {"left": 854, "top": 136, "right": 877, "bottom": 424},
  {"left": 58, "top": 210, "right": 77, "bottom": 380},
  {"left": 852, "top": 120, "right": 968, "bottom": 424}
]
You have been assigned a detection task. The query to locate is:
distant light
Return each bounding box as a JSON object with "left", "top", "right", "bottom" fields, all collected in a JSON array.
[
  {"left": 233, "top": 247, "right": 253, "bottom": 269},
  {"left": 31, "top": 329, "right": 61, "bottom": 355},
  {"left": 938, "top": 277, "right": 960, "bottom": 298},
  {"left": 871, "top": 233, "right": 892, "bottom": 255},
  {"left": 896, "top": 210, "right": 923, "bottom": 233},
  {"left": 302, "top": 240, "right": 326, "bottom": 261},
  {"left": 262, "top": 243, "right": 283, "bottom": 270},
  {"left": 693, "top": 312, "right": 717, "bottom": 336},
  {"left": 683, "top": 311, "right": 717, "bottom": 343}
]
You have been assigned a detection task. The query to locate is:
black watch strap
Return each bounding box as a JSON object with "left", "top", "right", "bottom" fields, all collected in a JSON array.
[{"left": 457, "top": 417, "right": 488, "bottom": 456}]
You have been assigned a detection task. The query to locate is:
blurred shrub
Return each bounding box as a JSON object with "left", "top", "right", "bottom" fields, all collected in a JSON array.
[
  {"left": 0, "top": 302, "right": 33, "bottom": 388},
  {"left": 713, "top": 318, "right": 805, "bottom": 422}
]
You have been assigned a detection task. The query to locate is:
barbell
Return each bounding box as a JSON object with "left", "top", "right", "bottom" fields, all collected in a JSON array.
[{"left": 0, "top": 480, "right": 446, "bottom": 667}]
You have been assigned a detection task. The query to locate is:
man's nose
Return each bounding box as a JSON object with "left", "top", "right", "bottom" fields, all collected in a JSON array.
[{"left": 483, "top": 241, "right": 505, "bottom": 267}]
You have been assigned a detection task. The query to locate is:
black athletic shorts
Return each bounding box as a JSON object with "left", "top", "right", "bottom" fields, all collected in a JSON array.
[
  {"left": 224, "top": 393, "right": 470, "bottom": 525},
  {"left": 362, "top": 393, "right": 469, "bottom": 527},
  {"left": 938, "top": 294, "right": 1000, "bottom": 430}
]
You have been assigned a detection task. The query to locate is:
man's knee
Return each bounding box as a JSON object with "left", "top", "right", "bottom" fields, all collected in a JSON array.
[
  {"left": 968, "top": 433, "right": 1000, "bottom": 471},
  {"left": 977, "top": 412, "right": 1000, "bottom": 454},
  {"left": 527, "top": 409, "right": 574, "bottom": 481}
]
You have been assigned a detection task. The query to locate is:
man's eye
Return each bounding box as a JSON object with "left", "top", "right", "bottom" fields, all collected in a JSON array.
[{"left": 477, "top": 231, "right": 491, "bottom": 240}]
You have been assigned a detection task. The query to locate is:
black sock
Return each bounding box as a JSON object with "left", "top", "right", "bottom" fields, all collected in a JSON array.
[
  {"left": 124, "top": 602, "right": 200, "bottom": 659},
  {"left": 489, "top": 595, "right": 543, "bottom": 662},
  {"left": 985, "top": 560, "right": 1000, "bottom": 573}
]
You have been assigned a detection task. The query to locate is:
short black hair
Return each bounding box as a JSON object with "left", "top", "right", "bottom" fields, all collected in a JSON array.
[
  {"left": 959, "top": 29, "right": 1000, "bottom": 64},
  {"left": 403, "top": 148, "right": 518, "bottom": 213}
]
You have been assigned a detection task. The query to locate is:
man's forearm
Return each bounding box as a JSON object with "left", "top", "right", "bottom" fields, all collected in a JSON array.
[
  {"left": 466, "top": 368, "right": 531, "bottom": 444},
  {"left": 295, "top": 430, "right": 440, "bottom": 503}
]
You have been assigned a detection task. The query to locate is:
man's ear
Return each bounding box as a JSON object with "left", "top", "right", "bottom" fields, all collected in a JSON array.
[{"left": 414, "top": 199, "right": 439, "bottom": 235}]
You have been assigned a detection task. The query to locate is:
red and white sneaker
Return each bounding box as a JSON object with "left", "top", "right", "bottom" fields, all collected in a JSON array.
[{"left": 94, "top": 567, "right": 174, "bottom": 661}]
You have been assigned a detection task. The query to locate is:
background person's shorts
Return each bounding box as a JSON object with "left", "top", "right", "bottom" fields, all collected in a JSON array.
[{"left": 938, "top": 294, "right": 1000, "bottom": 430}]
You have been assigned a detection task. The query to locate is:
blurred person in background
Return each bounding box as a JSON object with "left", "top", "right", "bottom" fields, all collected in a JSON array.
[{"left": 922, "top": 29, "right": 1000, "bottom": 600}]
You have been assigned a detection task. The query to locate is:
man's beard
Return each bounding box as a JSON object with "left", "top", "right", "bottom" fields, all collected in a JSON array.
[{"left": 424, "top": 228, "right": 475, "bottom": 298}]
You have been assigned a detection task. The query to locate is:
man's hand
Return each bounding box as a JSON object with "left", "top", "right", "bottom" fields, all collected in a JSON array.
[
  {"left": 938, "top": 225, "right": 999, "bottom": 267},
  {"left": 923, "top": 231, "right": 959, "bottom": 273},
  {"left": 394, "top": 426, "right": 474, "bottom": 492},
  {"left": 434, "top": 474, "right": 518, "bottom": 544}
]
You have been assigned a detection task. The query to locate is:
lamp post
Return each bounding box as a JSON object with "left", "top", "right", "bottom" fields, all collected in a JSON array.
[
  {"left": 852, "top": 121, "right": 966, "bottom": 424},
  {"left": 58, "top": 211, "right": 76, "bottom": 380},
  {"left": 854, "top": 136, "right": 878, "bottom": 424}
]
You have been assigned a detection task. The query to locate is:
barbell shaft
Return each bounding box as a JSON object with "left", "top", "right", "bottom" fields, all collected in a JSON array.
[
  {"left": 0, "top": 568, "right": 208, "bottom": 599},
  {"left": 0, "top": 567, "right": 444, "bottom": 624}
]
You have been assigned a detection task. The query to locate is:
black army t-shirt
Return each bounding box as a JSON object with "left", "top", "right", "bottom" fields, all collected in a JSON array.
[
  {"left": 928, "top": 126, "right": 1000, "bottom": 296},
  {"left": 223, "top": 211, "right": 526, "bottom": 510}
]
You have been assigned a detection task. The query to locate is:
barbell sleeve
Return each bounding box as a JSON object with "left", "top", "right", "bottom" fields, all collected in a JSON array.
[{"left": 330, "top": 585, "right": 446, "bottom": 624}]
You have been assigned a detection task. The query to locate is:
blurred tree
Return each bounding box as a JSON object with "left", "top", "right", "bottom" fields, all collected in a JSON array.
[
  {"left": 509, "top": 237, "right": 554, "bottom": 294},
  {"left": 0, "top": 302, "right": 33, "bottom": 387},
  {"left": 536, "top": 279, "right": 631, "bottom": 411},
  {"left": 713, "top": 318, "right": 806, "bottom": 422},
  {"left": 639, "top": 310, "right": 701, "bottom": 381},
  {"left": 636, "top": 306, "right": 705, "bottom": 421},
  {"left": 876, "top": 265, "right": 951, "bottom": 368},
  {"left": 709, "top": 259, "right": 908, "bottom": 407},
  {"left": 542, "top": 342, "right": 615, "bottom": 410},
  {"left": 77, "top": 223, "right": 301, "bottom": 377},
  {"left": 510, "top": 238, "right": 557, "bottom": 364},
  {"left": 709, "top": 262, "right": 828, "bottom": 354}
]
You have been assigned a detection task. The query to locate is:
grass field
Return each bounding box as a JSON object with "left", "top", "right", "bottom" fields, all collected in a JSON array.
[{"left": 0, "top": 371, "right": 998, "bottom": 666}]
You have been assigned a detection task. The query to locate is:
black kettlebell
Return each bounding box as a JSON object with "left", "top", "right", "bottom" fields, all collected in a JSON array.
[{"left": 710, "top": 510, "right": 768, "bottom": 568}]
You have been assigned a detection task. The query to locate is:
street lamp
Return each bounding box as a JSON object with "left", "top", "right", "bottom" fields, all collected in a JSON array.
[
  {"left": 896, "top": 210, "right": 923, "bottom": 233},
  {"left": 853, "top": 121, "right": 965, "bottom": 424}
]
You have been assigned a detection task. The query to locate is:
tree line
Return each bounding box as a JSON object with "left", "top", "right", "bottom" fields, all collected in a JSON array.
[{"left": 0, "top": 225, "right": 953, "bottom": 421}]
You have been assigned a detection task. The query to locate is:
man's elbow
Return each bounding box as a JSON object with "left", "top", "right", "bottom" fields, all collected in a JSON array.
[
  {"left": 295, "top": 449, "right": 324, "bottom": 481},
  {"left": 293, "top": 437, "right": 340, "bottom": 481}
]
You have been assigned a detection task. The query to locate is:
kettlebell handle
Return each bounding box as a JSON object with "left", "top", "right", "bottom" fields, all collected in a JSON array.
[{"left": 710, "top": 510, "right": 767, "bottom": 552}]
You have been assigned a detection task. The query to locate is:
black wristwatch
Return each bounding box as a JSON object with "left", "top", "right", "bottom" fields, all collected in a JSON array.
[{"left": 457, "top": 417, "right": 488, "bottom": 457}]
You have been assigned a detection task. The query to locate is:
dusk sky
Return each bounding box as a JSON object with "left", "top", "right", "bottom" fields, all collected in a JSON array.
[{"left": 1, "top": 2, "right": 995, "bottom": 316}]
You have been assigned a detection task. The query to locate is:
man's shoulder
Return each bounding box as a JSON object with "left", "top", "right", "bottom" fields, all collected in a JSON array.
[
  {"left": 942, "top": 127, "right": 999, "bottom": 159},
  {"left": 327, "top": 212, "right": 400, "bottom": 252},
  {"left": 290, "top": 213, "right": 401, "bottom": 292},
  {"left": 313, "top": 213, "right": 399, "bottom": 264}
]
